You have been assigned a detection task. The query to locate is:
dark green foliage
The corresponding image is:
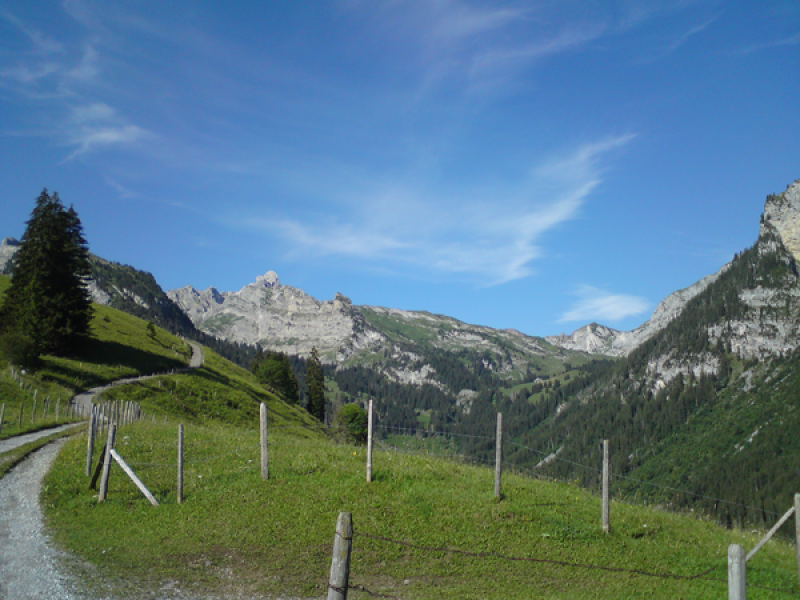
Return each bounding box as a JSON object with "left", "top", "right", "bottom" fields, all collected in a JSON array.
[
  {"left": 251, "top": 348, "right": 298, "bottom": 403},
  {"left": 333, "top": 402, "right": 368, "bottom": 444},
  {"left": 306, "top": 346, "right": 325, "bottom": 421},
  {"left": 0, "top": 190, "right": 92, "bottom": 357},
  {"left": 0, "top": 327, "right": 41, "bottom": 369}
]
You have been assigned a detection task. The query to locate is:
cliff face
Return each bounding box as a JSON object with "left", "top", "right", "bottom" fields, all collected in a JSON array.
[
  {"left": 637, "top": 179, "right": 800, "bottom": 386},
  {"left": 167, "top": 271, "right": 379, "bottom": 358},
  {"left": 763, "top": 180, "right": 800, "bottom": 262}
]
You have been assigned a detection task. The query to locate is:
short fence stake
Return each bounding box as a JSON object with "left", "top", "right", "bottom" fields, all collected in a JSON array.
[
  {"left": 178, "top": 424, "right": 184, "bottom": 504},
  {"left": 494, "top": 412, "right": 503, "bottom": 499},
  {"left": 18, "top": 402, "right": 23, "bottom": 428},
  {"left": 85, "top": 412, "right": 97, "bottom": 476},
  {"left": 98, "top": 424, "right": 117, "bottom": 503},
  {"left": 0, "top": 403, "right": 5, "bottom": 435},
  {"left": 728, "top": 543, "right": 746, "bottom": 600},
  {"left": 260, "top": 403, "right": 269, "bottom": 480},
  {"left": 31, "top": 397, "right": 37, "bottom": 423},
  {"left": 795, "top": 494, "right": 800, "bottom": 586},
  {"left": 602, "top": 439, "right": 610, "bottom": 533},
  {"left": 55, "top": 399, "right": 60, "bottom": 421},
  {"left": 327, "top": 511, "right": 353, "bottom": 600},
  {"left": 366, "top": 399, "right": 373, "bottom": 483}
]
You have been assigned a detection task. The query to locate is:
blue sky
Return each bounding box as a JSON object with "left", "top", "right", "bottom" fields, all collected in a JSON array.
[{"left": 1, "top": 1, "right": 798, "bottom": 337}]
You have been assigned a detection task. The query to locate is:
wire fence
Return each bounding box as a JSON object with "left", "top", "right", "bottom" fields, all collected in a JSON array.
[{"left": 74, "top": 404, "right": 800, "bottom": 599}]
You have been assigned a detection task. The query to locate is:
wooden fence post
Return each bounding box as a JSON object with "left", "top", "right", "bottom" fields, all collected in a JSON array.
[
  {"left": 327, "top": 511, "right": 353, "bottom": 600},
  {"left": 795, "top": 494, "right": 800, "bottom": 586},
  {"left": 0, "top": 403, "right": 4, "bottom": 435},
  {"left": 260, "top": 403, "right": 269, "bottom": 480},
  {"left": 55, "top": 399, "right": 60, "bottom": 421},
  {"left": 602, "top": 439, "right": 610, "bottom": 533},
  {"left": 494, "top": 412, "right": 503, "bottom": 499},
  {"left": 366, "top": 399, "right": 373, "bottom": 483},
  {"left": 18, "top": 402, "right": 24, "bottom": 428},
  {"left": 178, "top": 424, "right": 184, "bottom": 504},
  {"left": 110, "top": 449, "right": 159, "bottom": 506},
  {"left": 98, "top": 424, "right": 117, "bottom": 503},
  {"left": 31, "top": 397, "right": 37, "bottom": 423},
  {"left": 86, "top": 412, "right": 97, "bottom": 476},
  {"left": 728, "top": 543, "right": 746, "bottom": 600}
]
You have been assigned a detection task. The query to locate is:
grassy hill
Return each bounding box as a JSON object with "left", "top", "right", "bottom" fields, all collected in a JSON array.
[{"left": 44, "top": 419, "right": 799, "bottom": 599}]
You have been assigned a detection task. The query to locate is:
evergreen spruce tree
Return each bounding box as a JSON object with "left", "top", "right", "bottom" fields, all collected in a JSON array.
[
  {"left": 0, "top": 189, "right": 92, "bottom": 357},
  {"left": 306, "top": 346, "right": 325, "bottom": 421}
]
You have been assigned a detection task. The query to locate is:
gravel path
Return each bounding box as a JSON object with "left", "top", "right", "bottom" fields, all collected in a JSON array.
[
  {"left": 0, "top": 423, "right": 85, "bottom": 455},
  {"left": 0, "top": 439, "right": 86, "bottom": 600},
  {"left": 0, "top": 340, "right": 232, "bottom": 600}
]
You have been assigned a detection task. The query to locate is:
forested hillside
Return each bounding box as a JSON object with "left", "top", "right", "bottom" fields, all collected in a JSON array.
[{"left": 507, "top": 212, "right": 800, "bottom": 528}]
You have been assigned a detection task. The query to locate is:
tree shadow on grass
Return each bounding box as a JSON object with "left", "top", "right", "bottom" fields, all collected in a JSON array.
[{"left": 41, "top": 339, "right": 186, "bottom": 391}]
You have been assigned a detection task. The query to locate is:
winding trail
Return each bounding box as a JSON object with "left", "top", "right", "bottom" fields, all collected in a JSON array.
[{"left": 0, "top": 340, "right": 205, "bottom": 599}]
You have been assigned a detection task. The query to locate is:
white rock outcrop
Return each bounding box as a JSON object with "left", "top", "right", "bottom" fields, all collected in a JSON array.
[{"left": 168, "top": 271, "right": 379, "bottom": 359}]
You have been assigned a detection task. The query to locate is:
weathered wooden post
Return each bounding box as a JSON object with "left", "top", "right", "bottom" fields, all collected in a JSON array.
[
  {"left": 86, "top": 412, "right": 97, "bottom": 476},
  {"left": 31, "top": 396, "right": 37, "bottom": 423},
  {"left": 0, "top": 403, "right": 5, "bottom": 435},
  {"left": 366, "top": 399, "right": 373, "bottom": 483},
  {"left": 795, "top": 494, "right": 800, "bottom": 586},
  {"left": 55, "top": 398, "right": 60, "bottom": 421},
  {"left": 728, "top": 543, "right": 746, "bottom": 600},
  {"left": 177, "top": 424, "right": 184, "bottom": 504},
  {"left": 18, "top": 401, "right": 24, "bottom": 428},
  {"left": 260, "top": 402, "right": 268, "bottom": 480},
  {"left": 494, "top": 412, "right": 503, "bottom": 499},
  {"left": 327, "top": 511, "right": 353, "bottom": 600},
  {"left": 602, "top": 439, "right": 610, "bottom": 533},
  {"left": 98, "top": 424, "right": 117, "bottom": 503}
]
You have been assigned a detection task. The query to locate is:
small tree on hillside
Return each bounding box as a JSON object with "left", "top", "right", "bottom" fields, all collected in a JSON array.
[
  {"left": 306, "top": 346, "right": 325, "bottom": 422},
  {"left": 0, "top": 189, "right": 92, "bottom": 358},
  {"left": 251, "top": 348, "right": 299, "bottom": 404},
  {"left": 333, "top": 403, "right": 367, "bottom": 444}
]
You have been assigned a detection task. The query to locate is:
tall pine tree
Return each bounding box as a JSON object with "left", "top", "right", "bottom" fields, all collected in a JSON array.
[
  {"left": 1, "top": 190, "right": 92, "bottom": 356},
  {"left": 306, "top": 346, "right": 325, "bottom": 422}
]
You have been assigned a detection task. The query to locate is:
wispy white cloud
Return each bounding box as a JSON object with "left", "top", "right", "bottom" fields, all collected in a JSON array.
[
  {"left": 67, "top": 45, "right": 100, "bottom": 81},
  {"left": 70, "top": 102, "right": 116, "bottom": 123},
  {"left": 636, "top": 14, "right": 719, "bottom": 63},
  {"left": 559, "top": 285, "right": 649, "bottom": 323},
  {"left": 0, "top": 9, "right": 64, "bottom": 54},
  {"left": 66, "top": 124, "right": 150, "bottom": 160},
  {"left": 738, "top": 30, "right": 800, "bottom": 55},
  {"left": 230, "top": 134, "right": 636, "bottom": 285},
  {"left": 104, "top": 176, "right": 136, "bottom": 199}
]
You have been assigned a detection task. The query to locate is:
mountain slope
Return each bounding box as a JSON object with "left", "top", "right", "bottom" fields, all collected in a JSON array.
[{"left": 516, "top": 179, "right": 800, "bottom": 527}]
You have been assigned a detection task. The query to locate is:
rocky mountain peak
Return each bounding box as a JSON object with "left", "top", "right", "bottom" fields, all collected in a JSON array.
[
  {"left": 254, "top": 270, "right": 280, "bottom": 288},
  {"left": 761, "top": 178, "right": 800, "bottom": 262}
]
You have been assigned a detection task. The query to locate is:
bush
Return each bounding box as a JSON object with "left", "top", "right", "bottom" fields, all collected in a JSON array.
[
  {"left": 0, "top": 328, "right": 41, "bottom": 370},
  {"left": 333, "top": 403, "right": 367, "bottom": 445}
]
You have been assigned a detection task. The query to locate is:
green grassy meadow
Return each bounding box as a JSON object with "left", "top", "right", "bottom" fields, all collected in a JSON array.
[{"left": 44, "top": 419, "right": 799, "bottom": 599}]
